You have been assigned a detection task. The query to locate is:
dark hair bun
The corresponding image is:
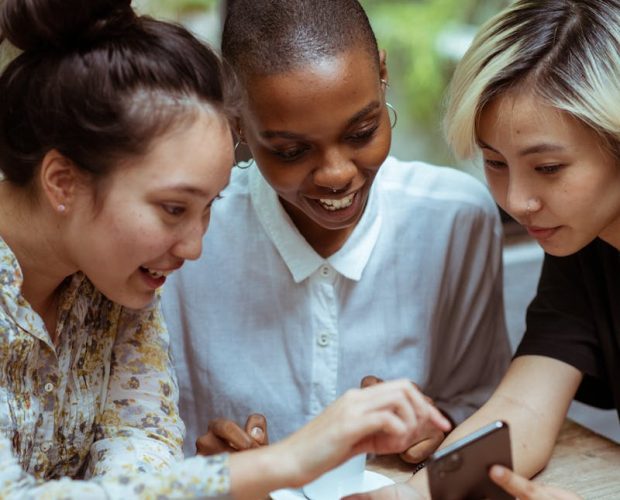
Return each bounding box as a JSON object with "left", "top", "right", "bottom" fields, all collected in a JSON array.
[{"left": 0, "top": 0, "right": 135, "bottom": 51}]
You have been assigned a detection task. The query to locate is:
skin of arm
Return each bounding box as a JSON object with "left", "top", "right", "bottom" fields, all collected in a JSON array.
[
  {"left": 409, "top": 355, "right": 582, "bottom": 497},
  {"left": 226, "top": 379, "right": 451, "bottom": 500},
  {"left": 345, "top": 356, "right": 582, "bottom": 500}
]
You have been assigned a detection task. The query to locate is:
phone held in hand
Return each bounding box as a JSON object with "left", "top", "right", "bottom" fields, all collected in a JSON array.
[{"left": 426, "top": 420, "right": 513, "bottom": 500}]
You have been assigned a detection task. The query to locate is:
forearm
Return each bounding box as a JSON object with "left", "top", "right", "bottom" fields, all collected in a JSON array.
[
  {"left": 409, "top": 356, "right": 581, "bottom": 496},
  {"left": 228, "top": 442, "right": 299, "bottom": 500}
]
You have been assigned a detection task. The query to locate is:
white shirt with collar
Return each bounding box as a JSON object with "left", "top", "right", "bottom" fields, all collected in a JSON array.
[{"left": 162, "top": 156, "right": 510, "bottom": 454}]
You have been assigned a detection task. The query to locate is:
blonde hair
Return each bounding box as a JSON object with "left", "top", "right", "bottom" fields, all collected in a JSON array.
[{"left": 444, "top": 0, "right": 620, "bottom": 160}]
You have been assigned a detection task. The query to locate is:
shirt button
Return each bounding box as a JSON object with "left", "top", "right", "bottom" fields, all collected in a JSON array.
[
  {"left": 44, "top": 383, "right": 54, "bottom": 393},
  {"left": 320, "top": 265, "right": 330, "bottom": 277},
  {"left": 40, "top": 442, "right": 51, "bottom": 453},
  {"left": 317, "top": 333, "right": 330, "bottom": 347}
]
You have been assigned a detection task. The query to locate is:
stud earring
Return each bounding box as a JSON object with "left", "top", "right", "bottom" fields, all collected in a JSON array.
[
  {"left": 380, "top": 78, "right": 389, "bottom": 88},
  {"left": 57, "top": 204, "right": 66, "bottom": 213}
]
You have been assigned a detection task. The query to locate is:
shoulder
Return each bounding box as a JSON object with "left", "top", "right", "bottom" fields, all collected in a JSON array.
[
  {"left": 220, "top": 165, "right": 252, "bottom": 199},
  {"left": 377, "top": 156, "right": 498, "bottom": 218}
]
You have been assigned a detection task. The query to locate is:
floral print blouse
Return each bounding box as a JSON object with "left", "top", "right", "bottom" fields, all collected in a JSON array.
[{"left": 0, "top": 237, "right": 230, "bottom": 498}]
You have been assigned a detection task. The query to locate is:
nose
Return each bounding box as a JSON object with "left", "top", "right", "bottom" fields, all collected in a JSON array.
[
  {"left": 505, "top": 177, "right": 541, "bottom": 218},
  {"left": 313, "top": 149, "right": 357, "bottom": 192},
  {"left": 171, "top": 219, "right": 207, "bottom": 261}
]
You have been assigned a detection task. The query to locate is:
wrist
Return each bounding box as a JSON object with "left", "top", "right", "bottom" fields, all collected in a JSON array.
[
  {"left": 228, "top": 444, "right": 294, "bottom": 499},
  {"left": 407, "top": 468, "right": 431, "bottom": 499}
]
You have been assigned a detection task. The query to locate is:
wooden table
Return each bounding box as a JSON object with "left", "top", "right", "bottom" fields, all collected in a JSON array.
[{"left": 367, "top": 419, "right": 620, "bottom": 499}]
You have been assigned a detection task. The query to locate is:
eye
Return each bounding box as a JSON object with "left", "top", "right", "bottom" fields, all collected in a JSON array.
[
  {"left": 483, "top": 159, "right": 507, "bottom": 170},
  {"left": 536, "top": 164, "right": 563, "bottom": 174},
  {"left": 162, "top": 204, "right": 186, "bottom": 216},
  {"left": 206, "top": 194, "right": 222, "bottom": 211},
  {"left": 346, "top": 124, "right": 379, "bottom": 143},
  {"left": 271, "top": 145, "right": 311, "bottom": 162}
]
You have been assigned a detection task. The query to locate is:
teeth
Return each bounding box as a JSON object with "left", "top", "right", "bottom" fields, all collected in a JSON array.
[
  {"left": 144, "top": 268, "right": 172, "bottom": 278},
  {"left": 319, "top": 193, "right": 355, "bottom": 211}
]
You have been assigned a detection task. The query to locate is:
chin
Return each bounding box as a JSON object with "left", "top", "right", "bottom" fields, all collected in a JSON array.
[
  {"left": 539, "top": 240, "right": 588, "bottom": 258},
  {"left": 98, "top": 287, "right": 156, "bottom": 310}
]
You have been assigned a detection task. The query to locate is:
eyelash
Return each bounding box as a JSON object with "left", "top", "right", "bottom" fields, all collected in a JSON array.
[
  {"left": 535, "top": 164, "right": 563, "bottom": 174},
  {"left": 163, "top": 204, "right": 185, "bottom": 216},
  {"left": 206, "top": 194, "right": 222, "bottom": 209},
  {"left": 162, "top": 195, "right": 222, "bottom": 217},
  {"left": 483, "top": 159, "right": 563, "bottom": 175},
  {"left": 483, "top": 159, "right": 506, "bottom": 170},
  {"left": 347, "top": 124, "right": 379, "bottom": 143},
  {"left": 272, "top": 146, "right": 311, "bottom": 162},
  {"left": 270, "top": 124, "right": 380, "bottom": 162}
]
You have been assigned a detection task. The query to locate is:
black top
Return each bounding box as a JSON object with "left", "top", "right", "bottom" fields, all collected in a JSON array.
[{"left": 516, "top": 238, "right": 620, "bottom": 420}]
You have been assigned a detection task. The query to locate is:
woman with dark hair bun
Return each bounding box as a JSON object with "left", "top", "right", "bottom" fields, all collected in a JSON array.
[{"left": 0, "top": 0, "right": 448, "bottom": 496}]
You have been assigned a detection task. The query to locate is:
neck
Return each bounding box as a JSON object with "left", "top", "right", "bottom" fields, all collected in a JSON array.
[
  {"left": 0, "top": 182, "right": 74, "bottom": 339},
  {"left": 598, "top": 214, "right": 620, "bottom": 251},
  {"left": 280, "top": 198, "right": 355, "bottom": 258}
]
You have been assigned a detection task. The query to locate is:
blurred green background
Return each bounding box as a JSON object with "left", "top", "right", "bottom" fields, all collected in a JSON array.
[{"left": 137, "top": 0, "right": 510, "bottom": 178}]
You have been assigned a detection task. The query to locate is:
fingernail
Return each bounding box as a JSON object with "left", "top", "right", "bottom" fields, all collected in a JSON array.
[
  {"left": 250, "top": 427, "right": 264, "bottom": 440},
  {"left": 490, "top": 465, "right": 504, "bottom": 478}
]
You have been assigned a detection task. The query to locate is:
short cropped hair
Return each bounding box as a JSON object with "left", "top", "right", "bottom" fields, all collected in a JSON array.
[
  {"left": 444, "top": 0, "right": 620, "bottom": 160},
  {"left": 221, "top": 0, "right": 379, "bottom": 79}
]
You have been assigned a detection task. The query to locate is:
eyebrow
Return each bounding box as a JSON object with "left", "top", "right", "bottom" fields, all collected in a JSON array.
[
  {"left": 163, "top": 183, "right": 211, "bottom": 198},
  {"left": 477, "top": 140, "right": 566, "bottom": 156},
  {"left": 260, "top": 101, "right": 381, "bottom": 140}
]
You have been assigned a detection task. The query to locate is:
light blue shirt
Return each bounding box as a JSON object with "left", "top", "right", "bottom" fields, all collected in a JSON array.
[{"left": 162, "top": 156, "right": 510, "bottom": 455}]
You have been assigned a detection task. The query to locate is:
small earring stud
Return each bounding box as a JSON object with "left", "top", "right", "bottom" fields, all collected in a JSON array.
[{"left": 57, "top": 204, "right": 66, "bottom": 213}]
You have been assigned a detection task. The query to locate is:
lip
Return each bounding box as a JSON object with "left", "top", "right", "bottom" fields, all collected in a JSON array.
[
  {"left": 306, "top": 189, "right": 364, "bottom": 225},
  {"left": 138, "top": 264, "right": 183, "bottom": 290},
  {"left": 140, "top": 269, "right": 167, "bottom": 290},
  {"left": 525, "top": 225, "right": 561, "bottom": 240}
]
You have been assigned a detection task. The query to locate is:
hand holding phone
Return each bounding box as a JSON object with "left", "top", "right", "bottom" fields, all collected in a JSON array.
[{"left": 426, "top": 420, "right": 513, "bottom": 500}]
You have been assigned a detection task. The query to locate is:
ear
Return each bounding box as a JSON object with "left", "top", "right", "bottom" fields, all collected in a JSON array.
[
  {"left": 39, "top": 149, "right": 80, "bottom": 213},
  {"left": 378, "top": 49, "right": 389, "bottom": 84}
]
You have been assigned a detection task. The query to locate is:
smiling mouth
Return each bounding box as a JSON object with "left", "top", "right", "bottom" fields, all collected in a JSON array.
[
  {"left": 317, "top": 192, "right": 356, "bottom": 211},
  {"left": 140, "top": 267, "right": 175, "bottom": 279}
]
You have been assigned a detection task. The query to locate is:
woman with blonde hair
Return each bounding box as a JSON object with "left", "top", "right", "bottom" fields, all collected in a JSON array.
[{"left": 355, "top": 0, "right": 620, "bottom": 498}]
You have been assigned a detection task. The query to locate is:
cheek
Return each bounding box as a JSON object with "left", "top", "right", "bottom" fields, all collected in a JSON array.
[
  {"left": 256, "top": 159, "right": 307, "bottom": 194},
  {"left": 483, "top": 172, "right": 507, "bottom": 207},
  {"left": 361, "top": 125, "right": 392, "bottom": 168},
  {"left": 94, "top": 205, "right": 164, "bottom": 258}
]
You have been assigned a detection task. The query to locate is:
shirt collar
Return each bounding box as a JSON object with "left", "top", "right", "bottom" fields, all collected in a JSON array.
[
  {"left": 249, "top": 166, "right": 382, "bottom": 283},
  {"left": 0, "top": 236, "right": 86, "bottom": 345}
]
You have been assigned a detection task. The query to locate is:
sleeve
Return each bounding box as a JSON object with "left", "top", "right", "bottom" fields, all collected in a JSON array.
[
  {"left": 87, "top": 296, "right": 186, "bottom": 476},
  {"left": 0, "top": 434, "right": 231, "bottom": 499},
  {"left": 424, "top": 196, "right": 511, "bottom": 424},
  {"left": 516, "top": 249, "right": 613, "bottom": 408}
]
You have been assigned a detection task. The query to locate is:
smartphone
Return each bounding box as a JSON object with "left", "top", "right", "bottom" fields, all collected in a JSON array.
[{"left": 426, "top": 420, "right": 513, "bottom": 500}]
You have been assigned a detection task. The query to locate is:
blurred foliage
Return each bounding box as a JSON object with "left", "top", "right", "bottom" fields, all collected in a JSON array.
[
  {"left": 139, "top": 0, "right": 510, "bottom": 168},
  {"left": 136, "top": 0, "right": 218, "bottom": 18},
  {"left": 361, "top": 0, "right": 509, "bottom": 166}
]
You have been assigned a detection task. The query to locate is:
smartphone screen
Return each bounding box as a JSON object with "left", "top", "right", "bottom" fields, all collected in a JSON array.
[{"left": 427, "top": 420, "right": 513, "bottom": 500}]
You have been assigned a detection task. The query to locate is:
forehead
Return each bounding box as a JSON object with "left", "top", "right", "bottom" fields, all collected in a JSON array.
[
  {"left": 478, "top": 91, "right": 584, "bottom": 145},
  {"left": 109, "top": 110, "right": 233, "bottom": 192},
  {"left": 243, "top": 49, "right": 380, "bottom": 132}
]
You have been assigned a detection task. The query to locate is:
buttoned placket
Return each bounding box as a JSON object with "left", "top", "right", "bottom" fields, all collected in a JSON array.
[{"left": 308, "top": 264, "right": 339, "bottom": 417}]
